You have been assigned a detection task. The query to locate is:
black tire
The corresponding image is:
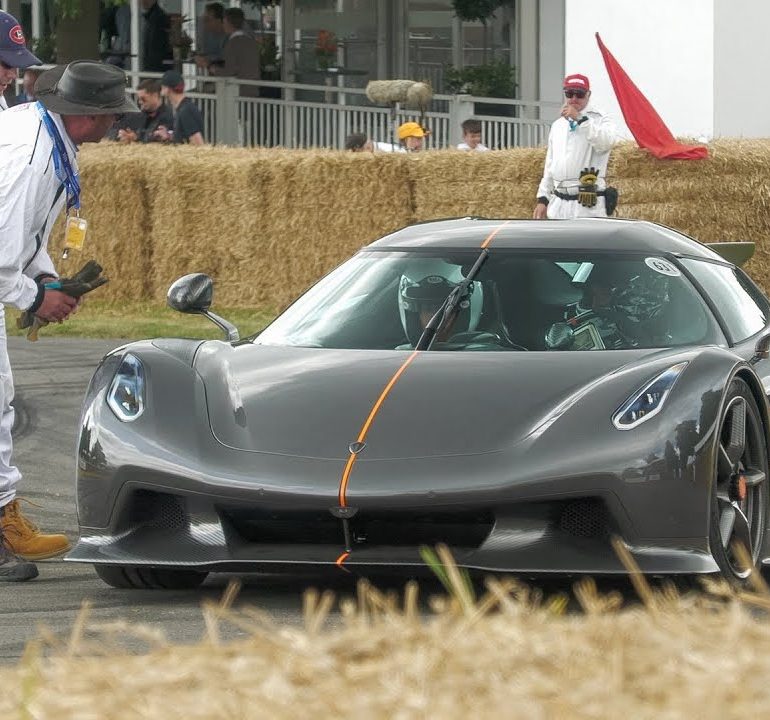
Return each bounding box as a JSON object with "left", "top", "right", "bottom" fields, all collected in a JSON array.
[
  {"left": 709, "top": 378, "right": 768, "bottom": 586},
  {"left": 94, "top": 564, "right": 208, "bottom": 590}
]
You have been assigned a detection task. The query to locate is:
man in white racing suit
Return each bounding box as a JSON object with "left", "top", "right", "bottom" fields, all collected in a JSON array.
[
  {"left": 533, "top": 73, "right": 618, "bottom": 220},
  {"left": 0, "top": 61, "right": 138, "bottom": 581}
]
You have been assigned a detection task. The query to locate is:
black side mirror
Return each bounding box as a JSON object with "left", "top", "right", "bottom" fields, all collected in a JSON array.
[
  {"left": 167, "top": 273, "right": 213, "bottom": 314},
  {"left": 167, "top": 273, "right": 239, "bottom": 342},
  {"left": 751, "top": 332, "right": 770, "bottom": 364}
]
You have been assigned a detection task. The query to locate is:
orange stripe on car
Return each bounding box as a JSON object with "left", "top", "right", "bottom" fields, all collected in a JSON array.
[
  {"left": 336, "top": 221, "right": 510, "bottom": 509},
  {"left": 338, "top": 350, "right": 419, "bottom": 507},
  {"left": 480, "top": 220, "right": 512, "bottom": 248},
  {"left": 335, "top": 551, "right": 350, "bottom": 567}
]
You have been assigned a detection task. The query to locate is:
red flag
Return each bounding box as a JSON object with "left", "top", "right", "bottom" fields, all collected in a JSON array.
[{"left": 596, "top": 33, "right": 708, "bottom": 160}]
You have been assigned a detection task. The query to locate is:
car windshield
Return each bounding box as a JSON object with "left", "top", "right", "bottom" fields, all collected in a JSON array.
[{"left": 255, "top": 250, "right": 724, "bottom": 351}]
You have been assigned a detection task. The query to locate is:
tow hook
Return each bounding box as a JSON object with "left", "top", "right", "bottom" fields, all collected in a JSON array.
[{"left": 330, "top": 506, "right": 359, "bottom": 551}]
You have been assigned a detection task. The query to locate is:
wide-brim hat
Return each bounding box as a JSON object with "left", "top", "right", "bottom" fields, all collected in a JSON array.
[
  {"left": 0, "top": 11, "right": 41, "bottom": 68},
  {"left": 35, "top": 61, "right": 139, "bottom": 115}
]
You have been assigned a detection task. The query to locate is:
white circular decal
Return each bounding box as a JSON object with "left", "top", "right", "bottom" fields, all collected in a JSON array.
[{"left": 645, "top": 257, "right": 681, "bottom": 277}]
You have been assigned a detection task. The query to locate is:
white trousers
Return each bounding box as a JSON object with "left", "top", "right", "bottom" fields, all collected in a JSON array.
[
  {"left": 0, "top": 308, "right": 21, "bottom": 507},
  {"left": 547, "top": 196, "right": 607, "bottom": 220}
]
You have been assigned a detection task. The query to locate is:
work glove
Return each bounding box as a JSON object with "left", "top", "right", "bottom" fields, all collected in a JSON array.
[
  {"left": 577, "top": 166, "right": 599, "bottom": 208},
  {"left": 17, "top": 260, "right": 109, "bottom": 341}
]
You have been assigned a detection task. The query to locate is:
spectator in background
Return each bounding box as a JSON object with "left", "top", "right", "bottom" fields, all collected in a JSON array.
[
  {"left": 101, "top": 2, "right": 131, "bottom": 68},
  {"left": 194, "top": 3, "right": 227, "bottom": 72},
  {"left": 154, "top": 70, "right": 205, "bottom": 145},
  {"left": 345, "top": 132, "right": 372, "bottom": 152},
  {"left": 12, "top": 68, "right": 42, "bottom": 106},
  {"left": 141, "top": 0, "right": 172, "bottom": 73},
  {"left": 457, "top": 118, "right": 489, "bottom": 152},
  {"left": 0, "top": 10, "right": 41, "bottom": 111},
  {"left": 397, "top": 122, "right": 427, "bottom": 153},
  {"left": 345, "top": 132, "right": 407, "bottom": 153},
  {"left": 114, "top": 78, "right": 173, "bottom": 143},
  {"left": 207, "top": 7, "right": 261, "bottom": 98}
]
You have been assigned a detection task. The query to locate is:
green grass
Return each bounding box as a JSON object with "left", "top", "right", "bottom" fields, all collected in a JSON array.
[{"left": 7, "top": 301, "right": 277, "bottom": 341}]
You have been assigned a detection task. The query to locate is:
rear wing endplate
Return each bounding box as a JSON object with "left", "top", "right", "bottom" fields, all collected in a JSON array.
[{"left": 705, "top": 242, "right": 755, "bottom": 267}]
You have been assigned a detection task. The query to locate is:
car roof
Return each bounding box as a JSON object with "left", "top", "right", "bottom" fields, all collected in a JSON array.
[{"left": 366, "top": 217, "right": 725, "bottom": 261}]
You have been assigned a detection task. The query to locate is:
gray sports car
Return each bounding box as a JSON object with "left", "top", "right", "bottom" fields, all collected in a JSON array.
[{"left": 68, "top": 218, "right": 770, "bottom": 589}]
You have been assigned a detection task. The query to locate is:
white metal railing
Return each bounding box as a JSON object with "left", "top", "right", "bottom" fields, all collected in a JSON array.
[{"left": 119, "top": 71, "right": 557, "bottom": 150}]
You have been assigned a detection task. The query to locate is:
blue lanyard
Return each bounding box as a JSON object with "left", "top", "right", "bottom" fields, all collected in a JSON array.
[{"left": 35, "top": 102, "right": 80, "bottom": 211}]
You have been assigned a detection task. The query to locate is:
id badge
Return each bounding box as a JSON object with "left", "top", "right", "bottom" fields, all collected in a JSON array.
[{"left": 64, "top": 214, "right": 88, "bottom": 250}]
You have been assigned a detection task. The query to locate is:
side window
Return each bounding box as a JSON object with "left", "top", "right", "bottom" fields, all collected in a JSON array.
[{"left": 682, "top": 259, "right": 768, "bottom": 342}]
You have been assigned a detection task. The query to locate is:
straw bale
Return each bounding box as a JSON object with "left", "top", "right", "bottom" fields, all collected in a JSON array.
[
  {"left": 210, "top": 149, "right": 414, "bottom": 308},
  {"left": 3, "top": 576, "right": 770, "bottom": 719},
  {"left": 62, "top": 138, "right": 770, "bottom": 310},
  {"left": 143, "top": 145, "right": 266, "bottom": 305},
  {"left": 407, "top": 148, "right": 546, "bottom": 221},
  {"left": 46, "top": 143, "right": 153, "bottom": 302}
]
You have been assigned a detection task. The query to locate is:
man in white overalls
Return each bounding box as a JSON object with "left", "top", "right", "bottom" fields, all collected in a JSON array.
[
  {"left": 0, "top": 61, "right": 138, "bottom": 581},
  {"left": 534, "top": 74, "right": 618, "bottom": 220}
]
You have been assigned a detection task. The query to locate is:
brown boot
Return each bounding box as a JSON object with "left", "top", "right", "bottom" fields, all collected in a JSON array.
[{"left": 0, "top": 499, "right": 71, "bottom": 560}]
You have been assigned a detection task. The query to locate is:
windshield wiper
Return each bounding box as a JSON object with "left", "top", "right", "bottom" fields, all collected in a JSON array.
[{"left": 414, "top": 249, "right": 489, "bottom": 351}]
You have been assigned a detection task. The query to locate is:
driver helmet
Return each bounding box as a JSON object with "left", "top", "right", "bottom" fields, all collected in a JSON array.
[{"left": 398, "top": 273, "right": 482, "bottom": 346}]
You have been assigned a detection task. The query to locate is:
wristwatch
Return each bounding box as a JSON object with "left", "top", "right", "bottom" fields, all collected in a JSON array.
[{"left": 537, "top": 196, "right": 549, "bottom": 206}]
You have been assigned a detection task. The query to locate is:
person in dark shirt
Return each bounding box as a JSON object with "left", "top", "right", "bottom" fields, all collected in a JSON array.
[
  {"left": 141, "top": 0, "right": 171, "bottom": 72},
  {"left": 153, "top": 70, "right": 205, "bottom": 145},
  {"left": 113, "top": 78, "right": 173, "bottom": 143}
]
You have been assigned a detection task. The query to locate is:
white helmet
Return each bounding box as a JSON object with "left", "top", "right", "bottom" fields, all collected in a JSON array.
[{"left": 398, "top": 273, "right": 483, "bottom": 346}]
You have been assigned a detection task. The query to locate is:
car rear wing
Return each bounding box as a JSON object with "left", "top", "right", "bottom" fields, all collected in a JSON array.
[{"left": 705, "top": 242, "right": 755, "bottom": 267}]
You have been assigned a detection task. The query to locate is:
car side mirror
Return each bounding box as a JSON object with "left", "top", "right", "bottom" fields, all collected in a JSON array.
[
  {"left": 167, "top": 273, "right": 213, "bottom": 313},
  {"left": 751, "top": 332, "right": 770, "bottom": 364},
  {"left": 167, "top": 273, "right": 240, "bottom": 342}
]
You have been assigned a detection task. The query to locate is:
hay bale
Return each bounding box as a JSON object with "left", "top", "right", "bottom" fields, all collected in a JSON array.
[
  {"left": 61, "top": 138, "right": 770, "bottom": 310},
  {"left": 3, "top": 576, "right": 770, "bottom": 719},
  {"left": 407, "top": 148, "right": 546, "bottom": 221},
  {"left": 47, "top": 143, "right": 153, "bottom": 302}
]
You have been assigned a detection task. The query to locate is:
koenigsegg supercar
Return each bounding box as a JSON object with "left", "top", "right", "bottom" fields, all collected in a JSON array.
[{"left": 68, "top": 218, "right": 770, "bottom": 589}]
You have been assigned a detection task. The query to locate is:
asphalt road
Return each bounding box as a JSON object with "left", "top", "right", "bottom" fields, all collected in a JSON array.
[{"left": 0, "top": 337, "right": 378, "bottom": 665}]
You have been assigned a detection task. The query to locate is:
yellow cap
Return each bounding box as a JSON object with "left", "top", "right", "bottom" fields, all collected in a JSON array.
[{"left": 398, "top": 121, "right": 426, "bottom": 140}]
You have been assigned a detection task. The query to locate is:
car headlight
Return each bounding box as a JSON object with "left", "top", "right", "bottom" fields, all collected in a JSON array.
[
  {"left": 612, "top": 361, "right": 688, "bottom": 430},
  {"left": 107, "top": 353, "right": 145, "bottom": 422}
]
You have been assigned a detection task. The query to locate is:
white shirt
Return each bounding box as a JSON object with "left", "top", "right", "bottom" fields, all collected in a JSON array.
[
  {"left": 373, "top": 141, "right": 406, "bottom": 153},
  {"left": 0, "top": 97, "right": 7, "bottom": 111},
  {"left": 0, "top": 103, "right": 72, "bottom": 309},
  {"left": 457, "top": 142, "right": 490, "bottom": 152},
  {"left": 536, "top": 104, "right": 616, "bottom": 199}
]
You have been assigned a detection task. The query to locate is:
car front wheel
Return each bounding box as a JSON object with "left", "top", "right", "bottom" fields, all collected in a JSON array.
[
  {"left": 709, "top": 378, "right": 768, "bottom": 586},
  {"left": 94, "top": 564, "right": 208, "bottom": 590}
]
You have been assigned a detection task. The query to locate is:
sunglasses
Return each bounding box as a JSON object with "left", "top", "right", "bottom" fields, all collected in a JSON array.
[{"left": 564, "top": 89, "right": 587, "bottom": 99}]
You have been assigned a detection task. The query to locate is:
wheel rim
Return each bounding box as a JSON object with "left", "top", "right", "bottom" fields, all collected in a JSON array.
[{"left": 715, "top": 396, "right": 767, "bottom": 579}]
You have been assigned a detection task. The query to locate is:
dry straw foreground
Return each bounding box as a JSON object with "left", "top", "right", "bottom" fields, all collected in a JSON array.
[
  {"left": 3, "top": 544, "right": 770, "bottom": 719},
  {"left": 58, "top": 139, "right": 770, "bottom": 310}
]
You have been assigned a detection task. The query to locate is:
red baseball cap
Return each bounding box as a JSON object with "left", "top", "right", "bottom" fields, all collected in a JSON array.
[{"left": 563, "top": 74, "right": 590, "bottom": 91}]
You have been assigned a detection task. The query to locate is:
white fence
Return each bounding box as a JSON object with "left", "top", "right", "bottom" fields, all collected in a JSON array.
[{"left": 125, "top": 72, "right": 557, "bottom": 150}]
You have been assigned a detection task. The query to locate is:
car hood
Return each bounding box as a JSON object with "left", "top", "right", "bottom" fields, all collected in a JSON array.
[{"left": 194, "top": 343, "right": 686, "bottom": 460}]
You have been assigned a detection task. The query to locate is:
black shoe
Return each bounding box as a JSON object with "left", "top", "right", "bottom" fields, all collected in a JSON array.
[{"left": 0, "top": 543, "right": 38, "bottom": 581}]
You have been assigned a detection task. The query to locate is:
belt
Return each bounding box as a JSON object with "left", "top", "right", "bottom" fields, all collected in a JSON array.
[{"left": 554, "top": 189, "right": 608, "bottom": 201}]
